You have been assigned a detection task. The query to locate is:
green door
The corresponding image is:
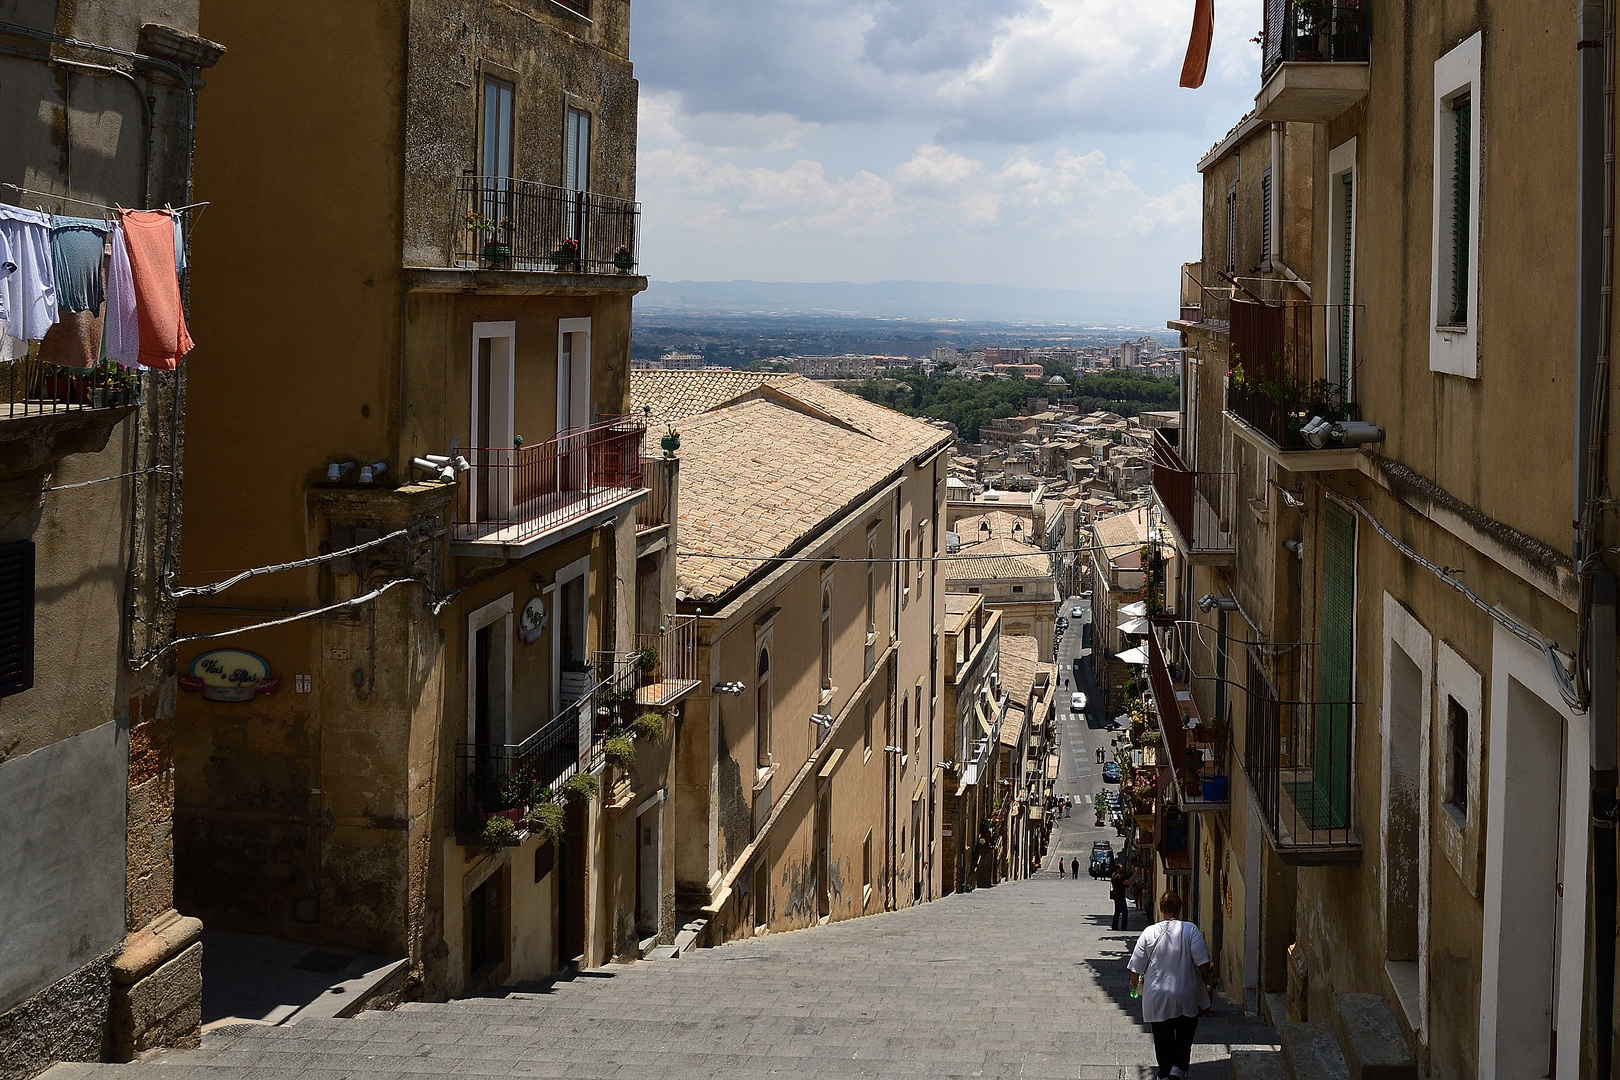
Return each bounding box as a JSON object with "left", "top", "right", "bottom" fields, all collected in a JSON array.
[{"left": 1312, "top": 502, "right": 1355, "bottom": 829}]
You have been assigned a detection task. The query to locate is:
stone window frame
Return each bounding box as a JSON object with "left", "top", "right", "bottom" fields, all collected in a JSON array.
[{"left": 1435, "top": 639, "right": 1484, "bottom": 897}]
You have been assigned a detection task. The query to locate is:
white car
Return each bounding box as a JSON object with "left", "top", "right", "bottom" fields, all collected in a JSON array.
[
  {"left": 1071, "top": 605, "right": 1085, "bottom": 618},
  {"left": 1071, "top": 692, "right": 1087, "bottom": 712}
]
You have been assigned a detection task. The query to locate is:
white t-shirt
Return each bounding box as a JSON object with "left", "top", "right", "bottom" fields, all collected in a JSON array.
[{"left": 1127, "top": 918, "right": 1212, "bottom": 1023}]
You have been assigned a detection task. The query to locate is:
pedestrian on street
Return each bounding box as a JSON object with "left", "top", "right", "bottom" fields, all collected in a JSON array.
[
  {"left": 1110, "top": 867, "right": 1130, "bottom": 931},
  {"left": 1071, "top": 857, "right": 1079, "bottom": 879},
  {"left": 1128, "top": 891, "right": 1214, "bottom": 1080},
  {"left": 1096, "top": 746, "right": 1106, "bottom": 764}
]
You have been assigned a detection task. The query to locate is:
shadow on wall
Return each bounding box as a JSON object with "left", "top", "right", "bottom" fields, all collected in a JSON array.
[{"left": 715, "top": 728, "right": 751, "bottom": 871}]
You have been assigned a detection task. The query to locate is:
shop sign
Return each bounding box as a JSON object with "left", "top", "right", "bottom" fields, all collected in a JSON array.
[
  {"left": 518, "top": 595, "right": 547, "bottom": 643},
  {"left": 180, "top": 649, "right": 281, "bottom": 702}
]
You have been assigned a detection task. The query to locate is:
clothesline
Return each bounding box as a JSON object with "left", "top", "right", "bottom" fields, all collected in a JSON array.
[{"left": 0, "top": 184, "right": 209, "bottom": 216}]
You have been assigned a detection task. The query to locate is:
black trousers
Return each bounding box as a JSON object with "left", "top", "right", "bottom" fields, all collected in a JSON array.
[
  {"left": 1150, "top": 1014, "right": 1199, "bottom": 1077},
  {"left": 1112, "top": 897, "right": 1129, "bottom": 930}
]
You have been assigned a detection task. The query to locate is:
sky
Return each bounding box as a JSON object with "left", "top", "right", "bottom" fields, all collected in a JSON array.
[{"left": 629, "top": 0, "right": 1263, "bottom": 305}]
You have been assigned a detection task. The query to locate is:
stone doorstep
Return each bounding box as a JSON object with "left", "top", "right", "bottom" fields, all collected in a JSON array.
[
  {"left": 113, "top": 911, "right": 203, "bottom": 987},
  {"left": 111, "top": 941, "right": 203, "bottom": 1060},
  {"left": 1279, "top": 1023, "right": 1352, "bottom": 1080},
  {"left": 282, "top": 957, "right": 411, "bottom": 1026},
  {"left": 1328, "top": 993, "right": 1417, "bottom": 1080}
]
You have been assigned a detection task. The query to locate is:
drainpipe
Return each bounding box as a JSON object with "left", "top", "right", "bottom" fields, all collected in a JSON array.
[
  {"left": 1270, "top": 123, "right": 1313, "bottom": 298},
  {"left": 1579, "top": 0, "right": 1618, "bottom": 1074}
]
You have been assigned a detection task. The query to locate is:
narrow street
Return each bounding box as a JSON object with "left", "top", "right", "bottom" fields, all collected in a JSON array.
[{"left": 46, "top": 595, "right": 1277, "bottom": 1080}]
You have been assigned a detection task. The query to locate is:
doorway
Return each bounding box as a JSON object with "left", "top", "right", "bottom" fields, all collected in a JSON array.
[
  {"left": 814, "top": 782, "right": 831, "bottom": 922},
  {"left": 558, "top": 796, "right": 588, "bottom": 969},
  {"left": 637, "top": 803, "right": 662, "bottom": 937},
  {"left": 1383, "top": 644, "right": 1425, "bottom": 1026}
]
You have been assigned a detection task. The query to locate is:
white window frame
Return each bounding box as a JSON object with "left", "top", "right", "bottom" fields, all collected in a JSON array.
[
  {"left": 548, "top": 554, "right": 591, "bottom": 720},
  {"left": 1327, "top": 138, "right": 1358, "bottom": 399},
  {"left": 466, "top": 593, "right": 515, "bottom": 747},
  {"left": 1429, "top": 32, "right": 1482, "bottom": 378},
  {"left": 470, "top": 322, "right": 516, "bottom": 525}
]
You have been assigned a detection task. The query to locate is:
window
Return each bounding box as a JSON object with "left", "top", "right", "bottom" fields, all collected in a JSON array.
[
  {"left": 900, "top": 695, "right": 909, "bottom": 761},
  {"left": 470, "top": 323, "right": 515, "bottom": 523},
  {"left": 0, "top": 540, "right": 34, "bottom": 697},
  {"left": 481, "top": 76, "right": 514, "bottom": 180},
  {"left": 862, "top": 830, "right": 873, "bottom": 903},
  {"left": 1327, "top": 139, "right": 1357, "bottom": 397},
  {"left": 863, "top": 697, "right": 874, "bottom": 758},
  {"left": 1430, "top": 32, "right": 1481, "bottom": 377},
  {"left": 1012, "top": 585, "right": 1024, "bottom": 594},
  {"left": 564, "top": 107, "right": 591, "bottom": 192},
  {"left": 1260, "top": 169, "right": 1273, "bottom": 271},
  {"left": 914, "top": 684, "right": 923, "bottom": 753},
  {"left": 1447, "top": 696, "right": 1469, "bottom": 815},
  {"left": 1225, "top": 185, "right": 1238, "bottom": 276},
  {"left": 866, "top": 537, "right": 877, "bottom": 637},
  {"left": 903, "top": 528, "right": 912, "bottom": 602},
  {"left": 756, "top": 648, "right": 772, "bottom": 769},
  {"left": 820, "top": 586, "right": 833, "bottom": 692}
]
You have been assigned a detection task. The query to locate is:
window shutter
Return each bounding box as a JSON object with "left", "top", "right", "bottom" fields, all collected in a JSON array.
[
  {"left": 1450, "top": 97, "right": 1471, "bottom": 325},
  {"left": 1314, "top": 502, "right": 1355, "bottom": 828},
  {"left": 1338, "top": 171, "right": 1354, "bottom": 391},
  {"left": 1260, "top": 171, "right": 1273, "bottom": 268},
  {"left": 0, "top": 540, "right": 35, "bottom": 698}
]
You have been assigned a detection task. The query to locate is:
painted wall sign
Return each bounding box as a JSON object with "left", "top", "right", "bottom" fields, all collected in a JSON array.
[
  {"left": 180, "top": 649, "right": 281, "bottom": 702},
  {"left": 518, "top": 595, "right": 547, "bottom": 643}
]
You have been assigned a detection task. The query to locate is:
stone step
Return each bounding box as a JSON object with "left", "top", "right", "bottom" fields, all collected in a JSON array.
[
  {"left": 1280, "top": 1023, "right": 1352, "bottom": 1080},
  {"left": 1231, "top": 1048, "right": 1291, "bottom": 1080},
  {"left": 1329, "top": 993, "right": 1417, "bottom": 1080}
]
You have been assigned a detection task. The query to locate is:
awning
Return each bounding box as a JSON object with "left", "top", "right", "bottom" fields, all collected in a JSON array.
[
  {"left": 1045, "top": 754, "right": 1059, "bottom": 779},
  {"left": 975, "top": 700, "right": 993, "bottom": 736},
  {"left": 1120, "top": 617, "right": 1152, "bottom": 636},
  {"left": 1115, "top": 646, "right": 1149, "bottom": 665},
  {"left": 1120, "top": 601, "right": 1148, "bottom": 618}
]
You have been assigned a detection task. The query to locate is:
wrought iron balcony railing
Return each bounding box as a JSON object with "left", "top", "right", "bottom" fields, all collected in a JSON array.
[
  {"left": 1147, "top": 629, "right": 1229, "bottom": 812},
  {"left": 1262, "top": 0, "right": 1370, "bottom": 81},
  {"left": 1240, "top": 648, "right": 1360, "bottom": 862},
  {"left": 0, "top": 357, "right": 138, "bottom": 420},
  {"left": 454, "top": 417, "right": 647, "bottom": 548},
  {"left": 1227, "top": 299, "right": 1361, "bottom": 451},
  {"left": 1151, "top": 430, "right": 1235, "bottom": 559},
  {"left": 455, "top": 175, "right": 640, "bottom": 275},
  {"left": 634, "top": 613, "right": 702, "bottom": 708}
]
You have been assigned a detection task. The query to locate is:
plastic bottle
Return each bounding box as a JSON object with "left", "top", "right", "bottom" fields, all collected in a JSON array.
[{"left": 1129, "top": 982, "right": 1141, "bottom": 1000}]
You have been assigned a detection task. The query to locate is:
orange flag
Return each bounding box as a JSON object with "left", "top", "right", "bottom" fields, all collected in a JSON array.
[{"left": 1180, "top": 0, "right": 1215, "bottom": 88}]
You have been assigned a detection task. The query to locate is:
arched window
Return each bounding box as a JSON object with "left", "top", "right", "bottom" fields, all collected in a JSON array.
[{"left": 756, "top": 648, "right": 772, "bottom": 769}]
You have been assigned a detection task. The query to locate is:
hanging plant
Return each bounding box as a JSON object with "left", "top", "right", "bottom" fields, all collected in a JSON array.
[
  {"left": 631, "top": 710, "right": 667, "bottom": 743},
  {"left": 604, "top": 735, "right": 637, "bottom": 768},
  {"left": 527, "top": 798, "right": 566, "bottom": 845},
  {"left": 478, "top": 815, "right": 517, "bottom": 858},
  {"left": 563, "top": 772, "right": 600, "bottom": 803}
]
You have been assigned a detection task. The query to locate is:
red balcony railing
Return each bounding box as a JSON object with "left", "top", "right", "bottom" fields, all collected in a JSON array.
[
  {"left": 1151, "top": 430, "right": 1235, "bottom": 558},
  {"left": 454, "top": 417, "right": 647, "bottom": 544},
  {"left": 1227, "top": 299, "right": 1361, "bottom": 451}
]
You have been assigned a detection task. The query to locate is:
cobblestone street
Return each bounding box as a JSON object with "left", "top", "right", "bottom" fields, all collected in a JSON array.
[{"left": 49, "top": 684, "right": 1277, "bottom": 1080}]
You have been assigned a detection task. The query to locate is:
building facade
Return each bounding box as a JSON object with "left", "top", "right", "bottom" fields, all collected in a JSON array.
[
  {"left": 1161, "top": 3, "right": 1620, "bottom": 1076},
  {"left": 940, "top": 593, "right": 1003, "bottom": 895},
  {"left": 631, "top": 371, "right": 950, "bottom": 941},
  {"left": 0, "top": 8, "right": 222, "bottom": 1075},
  {"left": 174, "top": 0, "right": 677, "bottom": 999}
]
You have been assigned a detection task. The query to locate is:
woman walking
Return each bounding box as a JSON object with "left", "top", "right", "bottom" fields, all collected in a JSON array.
[{"left": 1127, "top": 892, "right": 1214, "bottom": 1080}]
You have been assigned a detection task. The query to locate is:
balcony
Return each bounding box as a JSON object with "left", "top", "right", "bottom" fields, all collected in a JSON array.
[
  {"left": 1241, "top": 648, "right": 1360, "bottom": 864},
  {"left": 454, "top": 654, "right": 642, "bottom": 835},
  {"left": 637, "top": 456, "right": 674, "bottom": 533},
  {"left": 633, "top": 613, "right": 702, "bottom": 709},
  {"left": 0, "top": 358, "right": 138, "bottom": 476},
  {"left": 1226, "top": 299, "right": 1366, "bottom": 466},
  {"left": 452, "top": 417, "right": 647, "bottom": 559},
  {"left": 1146, "top": 629, "right": 1229, "bottom": 813},
  {"left": 1256, "top": 0, "right": 1370, "bottom": 122},
  {"left": 453, "top": 175, "right": 639, "bottom": 276},
  {"left": 1151, "top": 430, "right": 1235, "bottom": 565}
]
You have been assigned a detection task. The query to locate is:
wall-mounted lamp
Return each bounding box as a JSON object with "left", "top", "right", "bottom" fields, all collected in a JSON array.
[
  {"left": 1196, "top": 593, "right": 1240, "bottom": 614},
  {"left": 358, "top": 461, "right": 388, "bottom": 484},
  {"left": 327, "top": 461, "right": 355, "bottom": 482},
  {"left": 810, "top": 713, "right": 833, "bottom": 728},
  {"left": 713, "top": 681, "right": 746, "bottom": 696},
  {"left": 1283, "top": 539, "right": 1304, "bottom": 558},
  {"left": 884, "top": 745, "right": 904, "bottom": 754}
]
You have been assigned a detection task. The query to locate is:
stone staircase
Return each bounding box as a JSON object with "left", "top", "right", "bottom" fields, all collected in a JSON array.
[
  {"left": 41, "top": 875, "right": 1280, "bottom": 1080},
  {"left": 1235, "top": 993, "right": 1417, "bottom": 1080}
]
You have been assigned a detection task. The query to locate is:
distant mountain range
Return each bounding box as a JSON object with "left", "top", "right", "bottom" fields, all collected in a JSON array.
[{"left": 637, "top": 279, "right": 1175, "bottom": 329}]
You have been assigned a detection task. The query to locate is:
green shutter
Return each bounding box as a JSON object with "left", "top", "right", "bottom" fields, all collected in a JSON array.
[
  {"left": 1314, "top": 502, "right": 1355, "bottom": 828},
  {"left": 1338, "top": 172, "right": 1354, "bottom": 392}
]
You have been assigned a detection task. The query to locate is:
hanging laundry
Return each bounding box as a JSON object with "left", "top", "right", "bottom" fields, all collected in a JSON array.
[
  {"left": 1180, "top": 0, "right": 1215, "bottom": 89},
  {"left": 39, "top": 308, "right": 105, "bottom": 371},
  {"left": 118, "top": 209, "right": 192, "bottom": 370},
  {"left": 0, "top": 205, "right": 59, "bottom": 360},
  {"left": 172, "top": 215, "right": 186, "bottom": 279},
  {"left": 104, "top": 223, "right": 141, "bottom": 368},
  {"left": 49, "top": 215, "right": 108, "bottom": 313}
]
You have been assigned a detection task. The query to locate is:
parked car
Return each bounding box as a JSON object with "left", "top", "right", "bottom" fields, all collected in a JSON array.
[
  {"left": 1089, "top": 841, "right": 1114, "bottom": 878},
  {"left": 1102, "top": 761, "right": 1121, "bottom": 783},
  {"left": 1071, "top": 605, "right": 1085, "bottom": 618},
  {"left": 1070, "top": 691, "right": 1087, "bottom": 712}
]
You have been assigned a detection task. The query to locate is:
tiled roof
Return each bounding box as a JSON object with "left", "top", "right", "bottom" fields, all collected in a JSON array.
[
  {"left": 631, "top": 372, "right": 950, "bottom": 603},
  {"left": 999, "top": 636, "right": 1041, "bottom": 709},
  {"left": 944, "top": 535, "right": 1051, "bottom": 581},
  {"left": 1090, "top": 508, "right": 1150, "bottom": 569}
]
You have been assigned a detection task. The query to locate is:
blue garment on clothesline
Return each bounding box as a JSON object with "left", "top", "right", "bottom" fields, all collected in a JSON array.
[{"left": 49, "top": 215, "right": 108, "bottom": 313}]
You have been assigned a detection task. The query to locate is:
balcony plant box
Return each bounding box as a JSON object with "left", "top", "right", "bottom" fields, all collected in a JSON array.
[
  {"left": 482, "top": 241, "right": 511, "bottom": 266},
  {"left": 613, "top": 246, "right": 635, "bottom": 272}
]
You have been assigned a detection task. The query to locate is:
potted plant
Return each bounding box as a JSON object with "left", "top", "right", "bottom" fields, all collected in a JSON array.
[
  {"left": 527, "top": 796, "right": 566, "bottom": 846},
  {"left": 477, "top": 815, "right": 518, "bottom": 858},
  {"left": 466, "top": 210, "right": 512, "bottom": 265},
  {"left": 562, "top": 771, "right": 600, "bottom": 804},
  {"left": 661, "top": 424, "right": 681, "bottom": 457},
  {"left": 612, "top": 243, "right": 635, "bottom": 272},
  {"left": 604, "top": 733, "right": 637, "bottom": 769},
  {"left": 631, "top": 710, "right": 667, "bottom": 743},
  {"left": 635, "top": 645, "right": 661, "bottom": 685},
  {"left": 549, "top": 237, "right": 580, "bottom": 270},
  {"left": 1201, "top": 773, "right": 1229, "bottom": 802}
]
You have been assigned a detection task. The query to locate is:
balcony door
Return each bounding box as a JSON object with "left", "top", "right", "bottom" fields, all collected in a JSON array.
[
  {"left": 564, "top": 107, "right": 591, "bottom": 247},
  {"left": 467, "top": 595, "right": 513, "bottom": 763},
  {"left": 556, "top": 318, "right": 592, "bottom": 498},
  {"left": 471, "top": 323, "right": 515, "bottom": 530},
  {"left": 481, "top": 75, "right": 515, "bottom": 234},
  {"left": 1327, "top": 138, "right": 1357, "bottom": 400}
]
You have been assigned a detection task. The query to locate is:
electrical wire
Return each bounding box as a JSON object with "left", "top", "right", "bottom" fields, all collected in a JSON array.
[
  {"left": 130, "top": 577, "right": 421, "bottom": 669},
  {"left": 675, "top": 534, "right": 1157, "bottom": 565},
  {"left": 1348, "top": 498, "right": 1582, "bottom": 709},
  {"left": 42, "top": 466, "right": 171, "bottom": 493},
  {"left": 166, "top": 527, "right": 413, "bottom": 598}
]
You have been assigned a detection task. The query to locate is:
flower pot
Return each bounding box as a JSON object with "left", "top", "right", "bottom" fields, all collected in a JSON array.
[
  {"left": 1201, "top": 775, "right": 1228, "bottom": 802},
  {"left": 660, "top": 433, "right": 681, "bottom": 455},
  {"left": 613, "top": 253, "right": 635, "bottom": 271}
]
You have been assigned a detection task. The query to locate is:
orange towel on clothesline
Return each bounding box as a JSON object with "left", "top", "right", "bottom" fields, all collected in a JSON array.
[
  {"left": 118, "top": 209, "right": 193, "bottom": 370},
  {"left": 1180, "top": 0, "right": 1214, "bottom": 89}
]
